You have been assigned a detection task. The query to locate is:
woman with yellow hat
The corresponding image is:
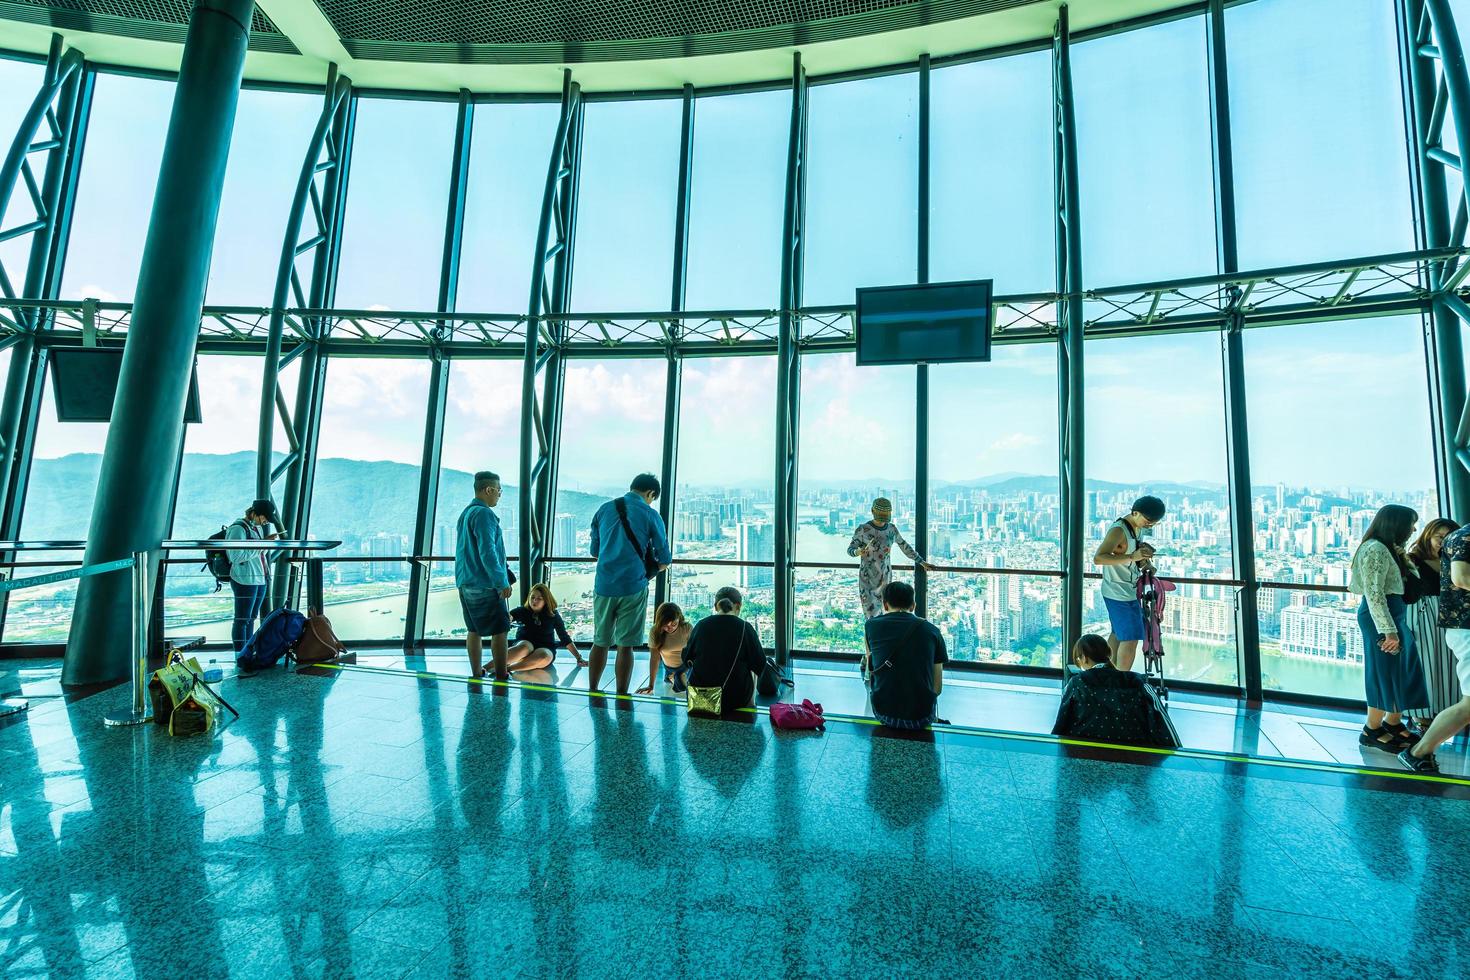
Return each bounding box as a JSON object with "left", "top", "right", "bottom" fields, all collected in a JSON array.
[{"left": 847, "top": 497, "right": 934, "bottom": 619}]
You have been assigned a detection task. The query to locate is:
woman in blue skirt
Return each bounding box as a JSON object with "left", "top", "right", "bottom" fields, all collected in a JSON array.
[{"left": 1349, "top": 504, "right": 1430, "bottom": 753}]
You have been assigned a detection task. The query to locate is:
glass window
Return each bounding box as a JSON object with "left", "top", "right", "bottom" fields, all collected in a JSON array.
[
  {"left": 685, "top": 90, "right": 788, "bottom": 310},
  {"left": 207, "top": 88, "right": 323, "bottom": 305},
  {"left": 930, "top": 51, "right": 1055, "bottom": 294},
  {"left": 1228, "top": 0, "right": 1414, "bottom": 268},
  {"left": 1073, "top": 16, "right": 1217, "bottom": 286},
  {"left": 310, "top": 357, "right": 432, "bottom": 639},
  {"left": 456, "top": 102, "right": 561, "bottom": 314},
  {"left": 671, "top": 356, "right": 777, "bottom": 639},
  {"left": 795, "top": 352, "right": 915, "bottom": 652},
  {"left": 928, "top": 342, "right": 1061, "bottom": 665},
  {"left": 425, "top": 357, "right": 523, "bottom": 640},
  {"left": 571, "top": 98, "right": 682, "bottom": 312},
  {"left": 804, "top": 73, "right": 918, "bottom": 306},
  {"left": 334, "top": 97, "right": 458, "bottom": 311},
  {"left": 0, "top": 57, "right": 46, "bottom": 292},
  {"left": 554, "top": 358, "right": 667, "bottom": 558},
  {"left": 60, "top": 73, "right": 175, "bottom": 302},
  {"left": 1244, "top": 315, "right": 1438, "bottom": 697}
]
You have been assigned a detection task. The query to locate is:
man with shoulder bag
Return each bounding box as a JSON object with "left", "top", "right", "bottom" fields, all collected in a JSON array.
[{"left": 587, "top": 473, "right": 672, "bottom": 695}]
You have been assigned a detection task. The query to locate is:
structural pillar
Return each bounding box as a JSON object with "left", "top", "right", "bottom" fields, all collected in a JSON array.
[{"left": 64, "top": 0, "right": 255, "bottom": 685}]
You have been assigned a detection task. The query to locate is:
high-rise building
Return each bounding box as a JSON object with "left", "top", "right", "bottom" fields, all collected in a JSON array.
[
  {"left": 738, "top": 521, "right": 774, "bottom": 588},
  {"left": 555, "top": 513, "right": 578, "bottom": 553}
]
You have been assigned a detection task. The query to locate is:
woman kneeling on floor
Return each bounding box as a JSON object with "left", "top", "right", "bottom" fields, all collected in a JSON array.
[{"left": 682, "top": 586, "right": 764, "bottom": 714}]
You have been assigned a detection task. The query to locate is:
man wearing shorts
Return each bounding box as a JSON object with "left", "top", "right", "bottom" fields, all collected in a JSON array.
[
  {"left": 588, "top": 473, "right": 672, "bottom": 695},
  {"left": 1402, "top": 522, "right": 1470, "bottom": 773},
  {"left": 1092, "top": 495, "right": 1166, "bottom": 671},
  {"left": 455, "top": 471, "right": 513, "bottom": 680}
]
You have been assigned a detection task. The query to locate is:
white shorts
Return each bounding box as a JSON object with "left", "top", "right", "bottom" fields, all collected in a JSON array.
[{"left": 1446, "top": 629, "right": 1470, "bottom": 695}]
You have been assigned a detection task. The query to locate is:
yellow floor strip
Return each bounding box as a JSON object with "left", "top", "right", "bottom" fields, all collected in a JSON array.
[{"left": 299, "top": 660, "right": 1470, "bottom": 788}]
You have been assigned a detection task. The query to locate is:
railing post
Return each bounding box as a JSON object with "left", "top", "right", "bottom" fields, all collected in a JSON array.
[{"left": 103, "top": 549, "right": 153, "bottom": 727}]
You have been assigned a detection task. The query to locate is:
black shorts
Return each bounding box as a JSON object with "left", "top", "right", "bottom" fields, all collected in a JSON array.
[{"left": 458, "top": 587, "right": 510, "bottom": 637}]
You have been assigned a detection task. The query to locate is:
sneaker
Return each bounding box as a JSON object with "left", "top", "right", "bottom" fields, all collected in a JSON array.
[{"left": 1398, "top": 747, "right": 1440, "bottom": 774}]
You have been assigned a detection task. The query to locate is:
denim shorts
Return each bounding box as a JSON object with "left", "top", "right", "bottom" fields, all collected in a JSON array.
[{"left": 459, "top": 587, "right": 510, "bottom": 637}]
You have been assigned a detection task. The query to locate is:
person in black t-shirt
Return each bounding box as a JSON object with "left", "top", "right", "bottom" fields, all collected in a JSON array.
[
  {"left": 683, "top": 586, "right": 766, "bottom": 713},
  {"left": 864, "top": 581, "right": 948, "bottom": 729}
]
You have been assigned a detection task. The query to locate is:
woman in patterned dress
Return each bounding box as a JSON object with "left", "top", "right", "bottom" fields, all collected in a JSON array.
[{"left": 847, "top": 497, "right": 935, "bottom": 619}]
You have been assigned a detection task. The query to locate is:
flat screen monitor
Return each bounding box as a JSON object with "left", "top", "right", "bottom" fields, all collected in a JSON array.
[
  {"left": 855, "top": 279, "right": 994, "bottom": 366},
  {"left": 49, "top": 348, "right": 202, "bottom": 423}
]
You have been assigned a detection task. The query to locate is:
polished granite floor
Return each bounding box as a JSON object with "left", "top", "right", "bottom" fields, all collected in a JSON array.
[{"left": 4, "top": 657, "right": 1470, "bottom": 978}]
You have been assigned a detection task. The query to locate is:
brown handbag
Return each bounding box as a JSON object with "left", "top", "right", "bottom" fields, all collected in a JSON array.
[{"left": 293, "top": 609, "right": 346, "bottom": 664}]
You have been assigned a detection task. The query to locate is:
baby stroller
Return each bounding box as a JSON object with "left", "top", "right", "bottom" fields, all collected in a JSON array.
[{"left": 1135, "top": 565, "right": 1175, "bottom": 705}]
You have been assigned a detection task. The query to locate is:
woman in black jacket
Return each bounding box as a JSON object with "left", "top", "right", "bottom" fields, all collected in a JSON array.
[
  {"left": 506, "top": 583, "right": 585, "bottom": 671},
  {"left": 1052, "top": 634, "right": 1178, "bottom": 748},
  {"left": 683, "top": 586, "right": 765, "bottom": 713}
]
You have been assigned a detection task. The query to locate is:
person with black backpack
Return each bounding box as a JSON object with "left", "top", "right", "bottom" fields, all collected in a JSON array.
[
  {"left": 224, "top": 499, "right": 278, "bottom": 653},
  {"left": 587, "top": 473, "right": 672, "bottom": 695}
]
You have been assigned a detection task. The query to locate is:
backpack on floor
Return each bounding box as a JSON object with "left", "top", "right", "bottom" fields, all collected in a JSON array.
[
  {"left": 237, "top": 607, "right": 307, "bottom": 672},
  {"left": 770, "top": 699, "right": 825, "bottom": 731},
  {"left": 291, "top": 609, "right": 346, "bottom": 666},
  {"left": 757, "top": 655, "right": 792, "bottom": 698}
]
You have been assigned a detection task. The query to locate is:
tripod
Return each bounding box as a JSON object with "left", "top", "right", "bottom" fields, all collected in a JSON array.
[{"left": 1138, "top": 565, "right": 1168, "bottom": 705}]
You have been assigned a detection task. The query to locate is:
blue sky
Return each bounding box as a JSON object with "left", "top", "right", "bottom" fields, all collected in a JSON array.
[{"left": 0, "top": 0, "right": 1443, "bottom": 511}]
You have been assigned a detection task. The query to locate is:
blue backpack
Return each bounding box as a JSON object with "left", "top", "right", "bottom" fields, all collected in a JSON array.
[{"left": 236, "top": 607, "right": 307, "bottom": 672}]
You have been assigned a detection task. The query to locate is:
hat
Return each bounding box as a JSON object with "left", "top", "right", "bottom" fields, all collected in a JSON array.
[
  {"left": 871, "top": 497, "right": 893, "bottom": 515},
  {"left": 250, "top": 498, "right": 278, "bottom": 522}
]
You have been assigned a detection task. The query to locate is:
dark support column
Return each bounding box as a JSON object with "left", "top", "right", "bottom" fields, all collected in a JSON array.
[
  {"left": 915, "top": 55, "right": 931, "bottom": 619},
  {"left": 1209, "top": 0, "right": 1262, "bottom": 701},
  {"left": 64, "top": 0, "right": 255, "bottom": 685},
  {"left": 406, "top": 90, "right": 472, "bottom": 647},
  {"left": 657, "top": 85, "right": 694, "bottom": 610},
  {"left": 1053, "top": 10, "right": 1086, "bottom": 654},
  {"left": 773, "top": 53, "right": 808, "bottom": 666},
  {"left": 1403, "top": 0, "right": 1470, "bottom": 522}
]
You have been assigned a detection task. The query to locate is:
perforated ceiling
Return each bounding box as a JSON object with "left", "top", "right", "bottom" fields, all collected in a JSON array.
[
  {"left": 312, "top": 0, "right": 1031, "bottom": 63},
  {"left": 0, "top": 0, "right": 298, "bottom": 54}
]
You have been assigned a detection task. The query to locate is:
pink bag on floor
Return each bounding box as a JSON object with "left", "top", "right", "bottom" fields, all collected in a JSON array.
[{"left": 770, "top": 699, "right": 825, "bottom": 731}]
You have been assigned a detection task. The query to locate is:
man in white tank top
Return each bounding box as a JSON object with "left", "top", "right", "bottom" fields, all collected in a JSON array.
[{"left": 1092, "top": 495, "right": 1166, "bottom": 671}]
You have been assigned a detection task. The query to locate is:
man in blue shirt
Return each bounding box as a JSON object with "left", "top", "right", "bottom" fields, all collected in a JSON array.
[
  {"left": 455, "top": 471, "right": 513, "bottom": 680},
  {"left": 588, "top": 473, "right": 672, "bottom": 694}
]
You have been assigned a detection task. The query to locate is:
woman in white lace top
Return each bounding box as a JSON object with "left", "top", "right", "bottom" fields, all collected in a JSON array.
[{"left": 1349, "top": 504, "right": 1431, "bottom": 752}]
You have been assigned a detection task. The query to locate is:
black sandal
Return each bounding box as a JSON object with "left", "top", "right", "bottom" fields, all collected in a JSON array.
[
  {"left": 1359, "top": 725, "right": 1403, "bottom": 751},
  {"left": 1385, "top": 721, "right": 1421, "bottom": 745}
]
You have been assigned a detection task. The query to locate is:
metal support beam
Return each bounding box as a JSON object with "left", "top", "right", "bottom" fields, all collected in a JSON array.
[
  {"left": 1404, "top": 0, "right": 1470, "bottom": 521},
  {"left": 520, "top": 70, "right": 583, "bottom": 589},
  {"left": 656, "top": 84, "right": 694, "bottom": 611},
  {"left": 1209, "top": 0, "right": 1263, "bottom": 702},
  {"left": 915, "top": 54, "right": 931, "bottom": 620},
  {"left": 66, "top": 0, "right": 256, "bottom": 685},
  {"left": 773, "top": 53, "right": 808, "bottom": 666},
  {"left": 1053, "top": 9, "right": 1086, "bottom": 656},
  {"left": 406, "top": 89, "right": 472, "bottom": 647}
]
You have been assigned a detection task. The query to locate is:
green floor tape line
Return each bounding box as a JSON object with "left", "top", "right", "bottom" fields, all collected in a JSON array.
[{"left": 301, "top": 659, "right": 1470, "bottom": 789}]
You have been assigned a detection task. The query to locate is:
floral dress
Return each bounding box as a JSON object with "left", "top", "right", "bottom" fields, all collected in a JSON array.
[{"left": 847, "top": 520, "right": 924, "bottom": 619}]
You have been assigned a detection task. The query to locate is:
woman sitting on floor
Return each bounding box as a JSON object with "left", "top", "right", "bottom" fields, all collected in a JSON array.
[
  {"left": 506, "top": 583, "right": 585, "bottom": 672},
  {"left": 682, "top": 586, "right": 765, "bottom": 714},
  {"left": 1051, "top": 634, "right": 1179, "bottom": 748}
]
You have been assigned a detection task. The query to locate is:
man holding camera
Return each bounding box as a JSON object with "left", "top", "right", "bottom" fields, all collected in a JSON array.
[{"left": 1092, "top": 495, "right": 1166, "bottom": 671}]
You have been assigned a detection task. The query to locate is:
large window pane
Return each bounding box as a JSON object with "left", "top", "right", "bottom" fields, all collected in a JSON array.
[
  {"left": 310, "top": 357, "right": 431, "bottom": 639},
  {"left": 334, "top": 98, "right": 458, "bottom": 311},
  {"left": 804, "top": 74, "right": 918, "bottom": 306},
  {"left": 425, "top": 358, "right": 523, "bottom": 640},
  {"left": 685, "top": 91, "right": 788, "bottom": 310},
  {"left": 1073, "top": 16, "right": 1216, "bottom": 285},
  {"left": 1228, "top": 0, "right": 1414, "bottom": 268},
  {"left": 930, "top": 52, "right": 1054, "bottom": 294},
  {"left": 0, "top": 57, "right": 46, "bottom": 291},
  {"left": 795, "top": 353, "right": 915, "bottom": 651},
  {"left": 1244, "top": 316, "right": 1438, "bottom": 697},
  {"left": 207, "top": 88, "right": 323, "bottom": 305},
  {"left": 554, "top": 358, "right": 667, "bottom": 558},
  {"left": 928, "top": 343, "right": 1062, "bottom": 665},
  {"left": 571, "top": 99, "right": 682, "bottom": 312},
  {"left": 456, "top": 102, "right": 561, "bottom": 314},
  {"left": 61, "top": 73, "right": 174, "bottom": 302}
]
